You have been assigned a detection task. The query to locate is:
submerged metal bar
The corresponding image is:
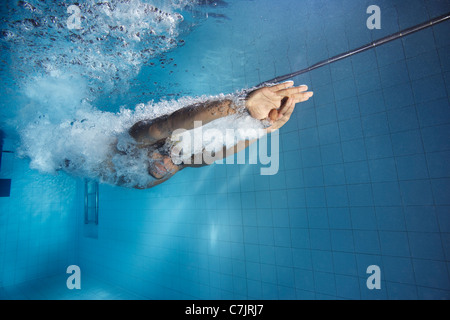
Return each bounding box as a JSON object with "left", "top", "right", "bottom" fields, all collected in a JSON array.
[
  {"left": 258, "top": 12, "right": 450, "bottom": 86},
  {"left": 84, "top": 179, "right": 88, "bottom": 224},
  {"left": 94, "top": 181, "right": 99, "bottom": 225},
  {"left": 84, "top": 179, "right": 99, "bottom": 225}
]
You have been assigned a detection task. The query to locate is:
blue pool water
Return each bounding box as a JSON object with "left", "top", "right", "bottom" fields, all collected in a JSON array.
[{"left": 1, "top": 0, "right": 450, "bottom": 300}]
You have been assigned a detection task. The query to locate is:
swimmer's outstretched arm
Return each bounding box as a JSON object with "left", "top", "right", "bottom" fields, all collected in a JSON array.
[
  {"left": 183, "top": 94, "right": 302, "bottom": 167},
  {"left": 129, "top": 99, "right": 238, "bottom": 145},
  {"left": 129, "top": 81, "right": 313, "bottom": 145},
  {"left": 182, "top": 139, "right": 258, "bottom": 168}
]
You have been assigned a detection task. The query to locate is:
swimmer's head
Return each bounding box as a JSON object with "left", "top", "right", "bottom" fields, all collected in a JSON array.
[{"left": 148, "top": 150, "right": 178, "bottom": 179}]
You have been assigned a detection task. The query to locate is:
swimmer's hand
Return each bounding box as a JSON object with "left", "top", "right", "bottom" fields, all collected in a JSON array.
[
  {"left": 266, "top": 96, "right": 297, "bottom": 133},
  {"left": 245, "top": 81, "right": 313, "bottom": 120}
]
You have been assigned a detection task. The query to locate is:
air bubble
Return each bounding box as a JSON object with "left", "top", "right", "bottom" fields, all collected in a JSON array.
[{"left": 2, "top": 0, "right": 201, "bottom": 94}]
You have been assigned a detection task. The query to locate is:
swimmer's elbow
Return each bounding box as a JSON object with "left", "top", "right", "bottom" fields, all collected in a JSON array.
[
  {"left": 129, "top": 120, "right": 160, "bottom": 144},
  {"left": 129, "top": 120, "right": 148, "bottom": 141}
]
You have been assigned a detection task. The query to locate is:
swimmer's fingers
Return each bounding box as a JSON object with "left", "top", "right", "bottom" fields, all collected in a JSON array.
[
  {"left": 273, "top": 97, "right": 295, "bottom": 121},
  {"left": 268, "top": 81, "right": 294, "bottom": 92},
  {"left": 266, "top": 98, "right": 295, "bottom": 133},
  {"left": 280, "top": 97, "right": 295, "bottom": 119},
  {"left": 276, "top": 85, "right": 309, "bottom": 96},
  {"left": 291, "top": 91, "right": 314, "bottom": 103}
]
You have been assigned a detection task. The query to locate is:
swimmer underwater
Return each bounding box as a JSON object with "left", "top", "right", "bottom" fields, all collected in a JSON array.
[
  {"left": 121, "top": 81, "right": 313, "bottom": 189},
  {"left": 60, "top": 81, "right": 313, "bottom": 189}
]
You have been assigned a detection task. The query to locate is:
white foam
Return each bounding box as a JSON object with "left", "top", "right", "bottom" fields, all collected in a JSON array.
[{"left": 2, "top": 0, "right": 200, "bottom": 93}]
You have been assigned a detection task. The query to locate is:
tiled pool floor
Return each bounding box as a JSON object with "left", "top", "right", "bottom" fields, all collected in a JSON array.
[{"left": 0, "top": 274, "right": 145, "bottom": 300}]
